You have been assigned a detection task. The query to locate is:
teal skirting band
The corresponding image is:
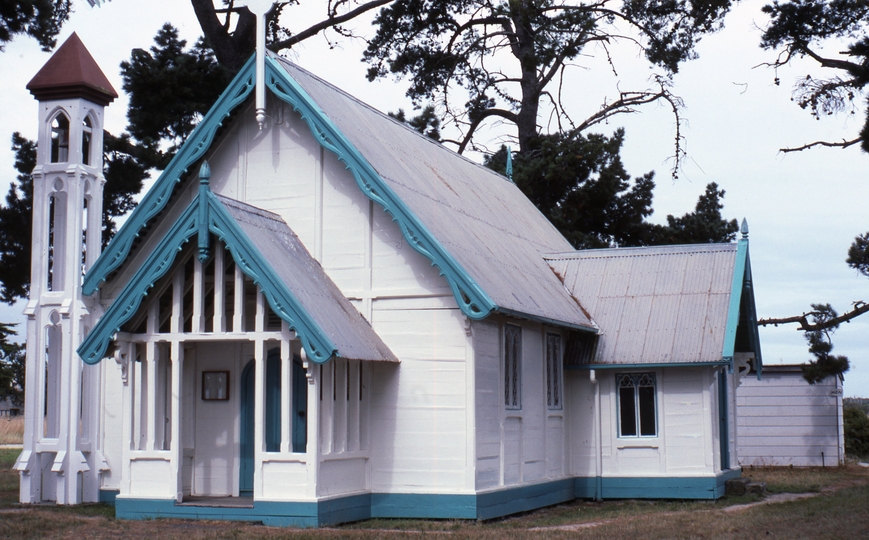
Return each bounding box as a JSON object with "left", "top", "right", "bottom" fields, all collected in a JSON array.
[{"left": 113, "top": 469, "right": 741, "bottom": 527}]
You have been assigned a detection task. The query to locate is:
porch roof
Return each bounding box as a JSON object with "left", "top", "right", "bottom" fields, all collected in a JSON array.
[{"left": 77, "top": 188, "right": 397, "bottom": 365}]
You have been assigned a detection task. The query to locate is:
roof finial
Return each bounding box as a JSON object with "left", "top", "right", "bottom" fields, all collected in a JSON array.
[
  {"left": 246, "top": 1, "right": 276, "bottom": 130},
  {"left": 506, "top": 146, "right": 513, "bottom": 182},
  {"left": 198, "top": 161, "right": 212, "bottom": 262},
  {"left": 741, "top": 218, "right": 749, "bottom": 239}
]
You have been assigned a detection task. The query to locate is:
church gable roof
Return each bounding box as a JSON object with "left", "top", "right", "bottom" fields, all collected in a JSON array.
[
  {"left": 78, "top": 180, "right": 397, "bottom": 365},
  {"left": 83, "top": 53, "right": 597, "bottom": 333},
  {"left": 27, "top": 32, "right": 118, "bottom": 105}
]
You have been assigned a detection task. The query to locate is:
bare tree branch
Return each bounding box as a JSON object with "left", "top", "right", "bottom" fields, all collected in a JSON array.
[
  {"left": 780, "top": 137, "right": 862, "bottom": 153},
  {"left": 758, "top": 301, "right": 869, "bottom": 331},
  {"left": 270, "top": 0, "right": 392, "bottom": 51}
]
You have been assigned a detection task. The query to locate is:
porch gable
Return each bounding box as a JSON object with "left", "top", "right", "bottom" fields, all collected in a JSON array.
[{"left": 78, "top": 172, "right": 396, "bottom": 365}]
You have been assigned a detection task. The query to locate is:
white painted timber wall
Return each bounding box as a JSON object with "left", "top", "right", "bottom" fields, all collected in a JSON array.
[
  {"left": 474, "top": 318, "right": 569, "bottom": 491},
  {"left": 568, "top": 367, "right": 721, "bottom": 478},
  {"left": 209, "top": 100, "right": 472, "bottom": 495},
  {"left": 737, "top": 367, "right": 844, "bottom": 467}
]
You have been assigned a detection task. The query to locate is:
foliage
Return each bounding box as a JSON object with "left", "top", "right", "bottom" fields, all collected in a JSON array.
[
  {"left": 800, "top": 303, "right": 850, "bottom": 384},
  {"left": 0, "top": 0, "right": 71, "bottom": 51},
  {"left": 485, "top": 132, "right": 738, "bottom": 248},
  {"left": 658, "top": 183, "right": 739, "bottom": 244},
  {"left": 0, "top": 130, "right": 146, "bottom": 303},
  {"left": 844, "top": 403, "right": 869, "bottom": 457},
  {"left": 847, "top": 231, "right": 869, "bottom": 277},
  {"left": 363, "top": 0, "right": 735, "bottom": 156},
  {"left": 0, "top": 323, "right": 24, "bottom": 407},
  {"left": 761, "top": 0, "right": 869, "bottom": 152},
  {"left": 389, "top": 106, "right": 441, "bottom": 141},
  {"left": 0, "top": 133, "right": 35, "bottom": 302},
  {"left": 120, "top": 24, "right": 232, "bottom": 161}
]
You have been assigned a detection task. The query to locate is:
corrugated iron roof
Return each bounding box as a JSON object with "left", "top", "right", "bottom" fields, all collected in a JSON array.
[
  {"left": 275, "top": 58, "right": 596, "bottom": 331},
  {"left": 545, "top": 244, "right": 739, "bottom": 364},
  {"left": 220, "top": 195, "right": 398, "bottom": 363}
]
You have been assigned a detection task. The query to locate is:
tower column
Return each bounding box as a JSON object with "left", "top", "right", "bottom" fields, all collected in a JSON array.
[{"left": 16, "top": 33, "right": 118, "bottom": 505}]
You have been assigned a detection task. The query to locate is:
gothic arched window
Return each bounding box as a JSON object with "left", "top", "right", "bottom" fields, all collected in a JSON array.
[
  {"left": 50, "top": 113, "right": 70, "bottom": 163},
  {"left": 82, "top": 116, "right": 93, "bottom": 165}
]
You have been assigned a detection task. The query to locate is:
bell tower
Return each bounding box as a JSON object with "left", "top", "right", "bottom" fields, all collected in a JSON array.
[{"left": 16, "top": 33, "right": 117, "bottom": 505}]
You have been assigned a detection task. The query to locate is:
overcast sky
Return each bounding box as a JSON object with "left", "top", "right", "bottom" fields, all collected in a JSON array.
[{"left": 1, "top": 0, "right": 867, "bottom": 396}]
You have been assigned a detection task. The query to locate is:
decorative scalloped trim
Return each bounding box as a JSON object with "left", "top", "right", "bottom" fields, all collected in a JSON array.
[
  {"left": 82, "top": 58, "right": 258, "bottom": 295},
  {"left": 83, "top": 54, "right": 495, "bottom": 321},
  {"left": 77, "top": 193, "right": 338, "bottom": 365},
  {"left": 264, "top": 58, "right": 494, "bottom": 320}
]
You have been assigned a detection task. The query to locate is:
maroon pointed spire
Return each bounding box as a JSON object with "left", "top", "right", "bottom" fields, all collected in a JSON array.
[{"left": 26, "top": 32, "right": 118, "bottom": 106}]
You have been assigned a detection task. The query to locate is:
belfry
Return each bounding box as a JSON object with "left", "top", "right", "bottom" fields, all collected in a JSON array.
[{"left": 16, "top": 33, "right": 117, "bottom": 504}]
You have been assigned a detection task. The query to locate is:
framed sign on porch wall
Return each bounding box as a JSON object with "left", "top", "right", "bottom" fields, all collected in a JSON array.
[{"left": 202, "top": 371, "right": 230, "bottom": 401}]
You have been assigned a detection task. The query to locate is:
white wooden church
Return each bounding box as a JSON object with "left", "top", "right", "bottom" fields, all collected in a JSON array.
[{"left": 15, "top": 31, "right": 762, "bottom": 526}]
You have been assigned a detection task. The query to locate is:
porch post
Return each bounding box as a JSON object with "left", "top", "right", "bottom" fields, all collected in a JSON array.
[
  {"left": 119, "top": 343, "right": 133, "bottom": 496},
  {"left": 280, "top": 326, "right": 291, "bottom": 454},
  {"left": 170, "top": 341, "right": 183, "bottom": 502},
  {"left": 253, "top": 339, "right": 266, "bottom": 498},
  {"left": 305, "top": 351, "right": 319, "bottom": 499},
  {"left": 253, "top": 292, "right": 266, "bottom": 498},
  {"left": 145, "top": 340, "right": 157, "bottom": 451}
]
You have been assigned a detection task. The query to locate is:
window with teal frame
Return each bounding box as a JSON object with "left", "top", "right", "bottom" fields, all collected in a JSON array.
[{"left": 617, "top": 373, "right": 657, "bottom": 437}]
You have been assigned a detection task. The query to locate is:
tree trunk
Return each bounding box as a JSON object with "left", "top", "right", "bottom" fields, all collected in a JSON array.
[{"left": 190, "top": 0, "right": 256, "bottom": 72}]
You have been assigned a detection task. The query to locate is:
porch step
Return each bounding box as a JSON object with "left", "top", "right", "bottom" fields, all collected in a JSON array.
[
  {"left": 178, "top": 496, "right": 254, "bottom": 508},
  {"left": 725, "top": 477, "right": 767, "bottom": 497}
]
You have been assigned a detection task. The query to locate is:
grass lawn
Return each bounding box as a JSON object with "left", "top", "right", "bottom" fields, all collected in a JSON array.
[{"left": 1, "top": 448, "right": 867, "bottom": 539}]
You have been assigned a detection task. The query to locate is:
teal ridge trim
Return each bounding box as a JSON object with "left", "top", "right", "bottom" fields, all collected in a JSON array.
[
  {"left": 566, "top": 361, "right": 729, "bottom": 371},
  {"left": 82, "top": 57, "right": 258, "bottom": 296},
  {"left": 722, "top": 237, "right": 748, "bottom": 368},
  {"left": 77, "top": 193, "right": 338, "bottom": 365},
  {"left": 263, "top": 56, "right": 497, "bottom": 321}
]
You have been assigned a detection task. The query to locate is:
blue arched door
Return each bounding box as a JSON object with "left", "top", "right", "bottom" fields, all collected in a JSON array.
[{"left": 239, "top": 360, "right": 255, "bottom": 496}]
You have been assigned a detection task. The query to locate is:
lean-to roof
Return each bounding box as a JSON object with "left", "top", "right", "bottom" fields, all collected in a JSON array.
[{"left": 546, "top": 244, "right": 742, "bottom": 365}]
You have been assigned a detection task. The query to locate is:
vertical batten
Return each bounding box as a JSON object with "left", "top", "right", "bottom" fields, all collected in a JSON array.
[
  {"left": 255, "top": 289, "right": 265, "bottom": 333},
  {"left": 253, "top": 339, "right": 266, "bottom": 498},
  {"left": 145, "top": 341, "right": 157, "bottom": 451},
  {"left": 171, "top": 271, "right": 183, "bottom": 333},
  {"left": 170, "top": 341, "right": 183, "bottom": 501},
  {"left": 130, "top": 348, "right": 140, "bottom": 451},
  {"left": 233, "top": 264, "right": 244, "bottom": 332},
  {"left": 280, "top": 326, "right": 291, "bottom": 453},
  {"left": 213, "top": 247, "right": 226, "bottom": 333},
  {"left": 192, "top": 258, "right": 204, "bottom": 333}
]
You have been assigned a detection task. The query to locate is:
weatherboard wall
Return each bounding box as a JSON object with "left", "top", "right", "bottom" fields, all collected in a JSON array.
[
  {"left": 567, "top": 367, "right": 724, "bottom": 480},
  {"left": 473, "top": 317, "right": 570, "bottom": 492},
  {"left": 736, "top": 367, "right": 844, "bottom": 467}
]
